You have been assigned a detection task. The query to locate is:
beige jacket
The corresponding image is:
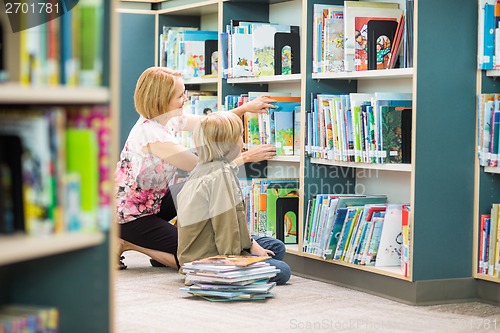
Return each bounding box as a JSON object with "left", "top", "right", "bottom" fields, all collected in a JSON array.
[{"left": 176, "top": 160, "right": 252, "bottom": 266}]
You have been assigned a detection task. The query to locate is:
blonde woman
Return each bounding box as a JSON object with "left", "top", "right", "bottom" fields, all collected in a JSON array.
[
  {"left": 176, "top": 112, "right": 291, "bottom": 285},
  {"left": 116, "top": 67, "right": 277, "bottom": 269}
]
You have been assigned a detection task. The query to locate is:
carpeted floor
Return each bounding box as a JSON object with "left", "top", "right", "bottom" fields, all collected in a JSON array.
[{"left": 115, "top": 251, "right": 500, "bottom": 333}]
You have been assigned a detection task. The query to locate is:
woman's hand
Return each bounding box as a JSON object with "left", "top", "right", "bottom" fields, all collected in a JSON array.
[
  {"left": 232, "top": 95, "right": 277, "bottom": 117},
  {"left": 250, "top": 240, "right": 275, "bottom": 257}
]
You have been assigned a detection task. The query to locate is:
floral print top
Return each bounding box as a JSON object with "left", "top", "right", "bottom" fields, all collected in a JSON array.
[{"left": 115, "top": 115, "right": 186, "bottom": 223}]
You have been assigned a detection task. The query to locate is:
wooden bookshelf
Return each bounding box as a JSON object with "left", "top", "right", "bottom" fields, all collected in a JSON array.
[
  {"left": 312, "top": 68, "right": 413, "bottom": 81},
  {"left": 311, "top": 158, "right": 412, "bottom": 172},
  {"left": 484, "top": 167, "right": 500, "bottom": 174},
  {"left": 0, "top": 233, "right": 105, "bottom": 266},
  {"left": 0, "top": 84, "right": 110, "bottom": 104},
  {"left": 119, "top": 0, "right": 486, "bottom": 305},
  {"left": 227, "top": 74, "right": 302, "bottom": 85}
]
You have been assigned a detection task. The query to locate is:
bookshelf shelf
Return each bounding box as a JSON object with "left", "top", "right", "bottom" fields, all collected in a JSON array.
[
  {"left": 184, "top": 76, "right": 218, "bottom": 85},
  {"left": 312, "top": 68, "right": 413, "bottom": 81},
  {"left": 0, "top": 84, "right": 111, "bottom": 104},
  {"left": 486, "top": 69, "right": 500, "bottom": 77},
  {"left": 157, "top": 0, "right": 218, "bottom": 15},
  {"left": 0, "top": 232, "right": 105, "bottom": 266},
  {"left": 0, "top": 0, "right": 117, "bottom": 329},
  {"left": 227, "top": 74, "right": 302, "bottom": 85},
  {"left": 297, "top": 250, "right": 409, "bottom": 281},
  {"left": 310, "top": 158, "right": 412, "bottom": 172},
  {"left": 271, "top": 155, "right": 300, "bottom": 163},
  {"left": 475, "top": 273, "right": 500, "bottom": 284},
  {"left": 484, "top": 167, "right": 500, "bottom": 174},
  {"left": 120, "top": 0, "right": 487, "bottom": 305}
]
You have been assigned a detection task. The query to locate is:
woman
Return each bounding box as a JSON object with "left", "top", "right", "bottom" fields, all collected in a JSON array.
[{"left": 116, "top": 67, "right": 276, "bottom": 269}]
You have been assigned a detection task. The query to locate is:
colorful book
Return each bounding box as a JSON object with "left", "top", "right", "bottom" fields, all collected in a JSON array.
[
  {"left": 343, "top": 1, "right": 401, "bottom": 72},
  {"left": 266, "top": 180, "right": 299, "bottom": 244},
  {"left": 66, "top": 128, "right": 99, "bottom": 232},
  {"left": 375, "top": 204, "right": 403, "bottom": 267}
]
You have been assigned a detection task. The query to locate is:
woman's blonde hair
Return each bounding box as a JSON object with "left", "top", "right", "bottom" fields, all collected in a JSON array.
[
  {"left": 194, "top": 112, "right": 243, "bottom": 163},
  {"left": 134, "top": 67, "right": 182, "bottom": 119}
]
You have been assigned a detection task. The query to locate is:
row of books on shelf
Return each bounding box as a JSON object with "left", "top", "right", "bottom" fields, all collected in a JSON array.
[
  {"left": 312, "top": 1, "right": 413, "bottom": 73},
  {"left": 220, "top": 20, "right": 300, "bottom": 78},
  {"left": 241, "top": 178, "right": 299, "bottom": 245},
  {"left": 478, "top": 94, "right": 500, "bottom": 167},
  {"left": 180, "top": 255, "right": 277, "bottom": 302},
  {"left": 0, "top": 107, "right": 110, "bottom": 236},
  {"left": 478, "top": 203, "right": 500, "bottom": 276},
  {"left": 478, "top": 0, "right": 500, "bottom": 70},
  {"left": 13, "top": 0, "right": 104, "bottom": 86},
  {"left": 225, "top": 92, "right": 301, "bottom": 156},
  {"left": 0, "top": 304, "right": 58, "bottom": 332},
  {"left": 302, "top": 194, "right": 410, "bottom": 277},
  {"left": 159, "top": 27, "right": 218, "bottom": 79},
  {"left": 306, "top": 92, "right": 412, "bottom": 164}
]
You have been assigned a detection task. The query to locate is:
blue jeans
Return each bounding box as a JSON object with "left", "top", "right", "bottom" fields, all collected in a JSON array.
[{"left": 252, "top": 236, "right": 291, "bottom": 285}]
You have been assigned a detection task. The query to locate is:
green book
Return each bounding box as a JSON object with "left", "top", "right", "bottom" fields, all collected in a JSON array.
[
  {"left": 266, "top": 181, "right": 299, "bottom": 244},
  {"left": 66, "top": 128, "right": 99, "bottom": 231}
]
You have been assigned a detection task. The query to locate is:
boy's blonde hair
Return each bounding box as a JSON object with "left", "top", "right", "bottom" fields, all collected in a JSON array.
[
  {"left": 194, "top": 112, "right": 243, "bottom": 163},
  {"left": 134, "top": 67, "right": 182, "bottom": 119}
]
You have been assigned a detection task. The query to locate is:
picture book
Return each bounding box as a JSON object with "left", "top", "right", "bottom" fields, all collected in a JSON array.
[
  {"left": 0, "top": 135, "right": 24, "bottom": 234},
  {"left": 250, "top": 23, "right": 290, "bottom": 76},
  {"left": 178, "top": 40, "right": 206, "bottom": 78},
  {"left": 220, "top": 32, "right": 229, "bottom": 78},
  {"left": 269, "top": 96, "right": 301, "bottom": 148},
  {"left": 324, "top": 207, "right": 348, "bottom": 260},
  {"left": 356, "top": 206, "right": 386, "bottom": 264},
  {"left": 401, "top": 204, "right": 411, "bottom": 277},
  {"left": 266, "top": 180, "right": 299, "bottom": 244},
  {"left": 343, "top": 2, "right": 401, "bottom": 71},
  {"left": 366, "top": 19, "right": 398, "bottom": 70},
  {"left": 274, "top": 111, "right": 294, "bottom": 156},
  {"left": 365, "top": 216, "right": 385, "bottom": 265},
  {"left": 336, "top": 195, "right": 388, "bottom": 209},
  {"left": 191, "top": 255, "right": 270, "bottom": 267},
  {"left": 231, "top": 33, "right": 254, "bottom": 77},
  {"left": 66, "top": 128, "right": 99, "bottom": 232},
  {"left": 388, "top": 13, "right": 405, "bottom": 69},
  {"left": 379, "top": 105, "right": 412, "bottom": 164},
  {"left": 0, "top": 111, "right": 54, "bottom": 235},
  {"left": 375, "top": 204, "right": 403, "bottom": 267},
  {"left": 204, "top": 39, "right": 218, "bottom": 75},
  {"left": 333, "top": 206, "right": 361, "bottom": 260},
  {"left": 323, "top": 11, "right": 345, "bottom": 73},
  {"left": 274, "top": 31, "right": 300, "bottom": 75},
  {"left": 478, "top": 0, "right": 496, "bottom": 70}
]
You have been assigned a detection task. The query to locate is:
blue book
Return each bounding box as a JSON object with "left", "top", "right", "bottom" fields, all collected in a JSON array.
[
  {"left": 183, "top": 30, "right": 218, "bottom": 41},
  {"left": 482, "top": 3, "right": 495, "bottom": 70},
  {"left": 365, "top": 218, "right": 385, "bottom": 266},
  {"left": 333, "top": 207, "right": 359, "bottom": 260},
  {"left": 324, "top": 207, "right": 348, "bottom": 260}
]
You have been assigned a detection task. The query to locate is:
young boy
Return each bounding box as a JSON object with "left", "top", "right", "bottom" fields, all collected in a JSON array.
[{"left": 176, "top": 112, "right": 291, "bottom": 285}]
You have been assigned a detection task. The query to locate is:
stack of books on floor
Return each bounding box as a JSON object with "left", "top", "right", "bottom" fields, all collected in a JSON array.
[{"left": 180, "top": 255, "right": 279, "bottom": 302}]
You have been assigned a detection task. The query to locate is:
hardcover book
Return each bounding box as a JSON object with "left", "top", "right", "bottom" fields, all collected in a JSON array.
[
  {"left": 191, "top": 255, "right": 270, "bottom": 267},
  {"left": 366, "top": 19, "right": 398, "bottom": 70}
]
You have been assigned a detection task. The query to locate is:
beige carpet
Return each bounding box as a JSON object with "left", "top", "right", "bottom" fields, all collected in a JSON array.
[{"left": 115, "top": 251, "right": 500, "bottom": 333}]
